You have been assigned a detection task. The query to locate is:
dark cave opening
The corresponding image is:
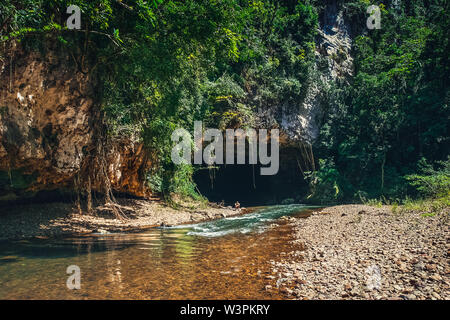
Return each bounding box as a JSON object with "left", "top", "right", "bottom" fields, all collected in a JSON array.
[{"left": 193, "top": 152, "right": 310, "bottom": 207}]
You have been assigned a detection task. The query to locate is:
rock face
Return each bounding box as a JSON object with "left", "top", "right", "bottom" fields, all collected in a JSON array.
[
  {"left": 317, "top": 0, "right": 354, "bottom": 81},
  {"left": 267, "top": 0, "right": 354, "bottom": 143},
  {"left": 105, "top": 138, "right": 151, "bottom": 198},
  {"left": 0, "top": 2, "right": 353, "bottom": 203},
  {"left": 0, "top": 43, "right": 150, "bottom": 201}
]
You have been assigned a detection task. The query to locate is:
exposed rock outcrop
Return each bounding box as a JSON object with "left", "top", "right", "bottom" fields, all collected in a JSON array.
[
  {"left": 262, "top": 0, "right": 354, "bottom": 144},
  {"left": 317, "top": 0, "right": 354, "bottom": 81},
  {"left": 0, "top": 1, "right": 354, "bottom": 203},
  {"left": 0, "top": 42, "right": 150, "bottom": 201}
]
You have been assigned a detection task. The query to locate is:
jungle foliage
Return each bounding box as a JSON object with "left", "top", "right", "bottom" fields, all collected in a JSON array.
[
  {"left": 0, "top": 0, "right": 448, "bottom": 204},
  {"left": 313, "top": 0, "right": 449, "bottom": 203}
]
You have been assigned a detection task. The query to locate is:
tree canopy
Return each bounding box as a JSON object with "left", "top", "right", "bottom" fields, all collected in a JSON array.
[{"left": 1, "top": 0, "right": 448, "bottom": 203}]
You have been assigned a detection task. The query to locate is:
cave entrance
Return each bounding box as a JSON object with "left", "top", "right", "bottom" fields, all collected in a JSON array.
[{"left": 193, "top": 151, "right": 310, "bottom": 207}]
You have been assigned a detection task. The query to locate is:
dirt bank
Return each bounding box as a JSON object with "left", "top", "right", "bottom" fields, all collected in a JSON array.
[
  {"left": 271, "top": 204, "right": 449, "bottom": 300},
  {"left": 0, "top": 198, "right": 241, "bottom": 240}
]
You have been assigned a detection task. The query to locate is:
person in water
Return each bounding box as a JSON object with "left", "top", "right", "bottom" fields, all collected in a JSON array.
[{"left": 234, "top": 201, "right": 240, "bottom": 209}]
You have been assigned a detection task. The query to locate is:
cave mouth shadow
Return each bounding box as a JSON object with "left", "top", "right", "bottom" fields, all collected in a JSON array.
[{"left": 193, "top": 162, "right": 308, "bottom": 207}]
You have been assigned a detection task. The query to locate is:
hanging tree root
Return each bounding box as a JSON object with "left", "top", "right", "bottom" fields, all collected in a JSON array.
[
  {"left": 74, "top": 116, "right": 129, "bottom": 221},
  {"left": 297, "top": 141, "right": 316, "bottom": 176}
]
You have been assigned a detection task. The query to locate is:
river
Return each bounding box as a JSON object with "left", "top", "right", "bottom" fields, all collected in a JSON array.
[{"left": 0, "top": 204, "right": 315, "bottom": 299}]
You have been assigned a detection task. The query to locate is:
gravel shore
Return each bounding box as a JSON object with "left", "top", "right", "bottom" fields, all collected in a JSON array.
[
  {"left": 272, "top": 204, "right": 449, "bottom": 300},
  {"left": 0, "top": 198, "right": 240, "bottom": 240}
]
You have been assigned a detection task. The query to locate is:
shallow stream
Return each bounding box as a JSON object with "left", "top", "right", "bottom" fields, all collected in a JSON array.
[{"left": 0, "top": 204, "right": 314, "bottom": 299}]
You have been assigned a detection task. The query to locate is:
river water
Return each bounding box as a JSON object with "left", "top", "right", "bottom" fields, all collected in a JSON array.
[{"left": 0, "top": 205, "right": 314, "bottom": 299}]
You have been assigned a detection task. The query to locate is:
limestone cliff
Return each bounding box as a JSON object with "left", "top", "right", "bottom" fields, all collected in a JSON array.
[
  {"left": 0, "top": 42, "right": 150, "bottom": 202},
  {"left": 0, "top": 1, "right": 354, "bottom": 203},
  {"left": 264, "top": 0, "right": 354, "bottom": 144}
]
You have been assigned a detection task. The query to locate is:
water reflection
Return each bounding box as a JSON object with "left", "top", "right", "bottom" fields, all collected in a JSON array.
[{"left": 0, "top": 205, "right": 314, "bottom": 299}]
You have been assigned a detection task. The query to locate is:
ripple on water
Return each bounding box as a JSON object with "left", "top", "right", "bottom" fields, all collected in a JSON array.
[{"left": 0, "top": 204, "right": 315, "bottom": 299}]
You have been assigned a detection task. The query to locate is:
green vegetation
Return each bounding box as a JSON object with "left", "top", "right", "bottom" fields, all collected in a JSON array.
[
  {"left": 314, "top": 0, "right": 449, "bottom": 205},
  {"left": 405, "top": 157, "right": 450, "bottom": 199},
  {"left": 0, "top": 170, "right": 36, "bottom": 190},
  {"left": 0, "top": 1, "right": 448, "bottom": 209},
  {"left": 0, "top": 0, "right": 319, "bottom": 201},
  {"left": 402, "top": 157, "right": 450, "bottom": 215},
  {"left": 304, "top": 159, "right": 344, "bottom": 205},
  {"left": 362, "top": 157, "right": 449, "bottom": 215}
]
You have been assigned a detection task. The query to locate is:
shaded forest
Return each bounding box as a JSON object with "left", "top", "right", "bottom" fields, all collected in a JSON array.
[{"left": 0, "top": 0, "right": 448, "bottom": 207}]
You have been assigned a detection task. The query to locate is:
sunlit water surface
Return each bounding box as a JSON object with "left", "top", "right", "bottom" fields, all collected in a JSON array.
[{"left": 0, "top": 205, "right": 314, "bottom": 299}]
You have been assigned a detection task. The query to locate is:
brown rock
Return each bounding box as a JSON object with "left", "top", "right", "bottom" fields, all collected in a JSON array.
[{"left": 425, "top": 264, "right": 437, "bottom": 272}]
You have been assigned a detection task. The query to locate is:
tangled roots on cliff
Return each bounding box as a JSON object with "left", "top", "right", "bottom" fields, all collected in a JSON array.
[{"left": 75, "top": 118, "right": 128, "bottom": 220}]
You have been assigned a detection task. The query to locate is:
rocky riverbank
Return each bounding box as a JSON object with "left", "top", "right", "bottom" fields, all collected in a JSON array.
[
  {"left": 272, "top": 204, "right": 449, "bottom": 300},
  {"left": 0, "top": 198, "right": 241, "bottom": 240}
]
